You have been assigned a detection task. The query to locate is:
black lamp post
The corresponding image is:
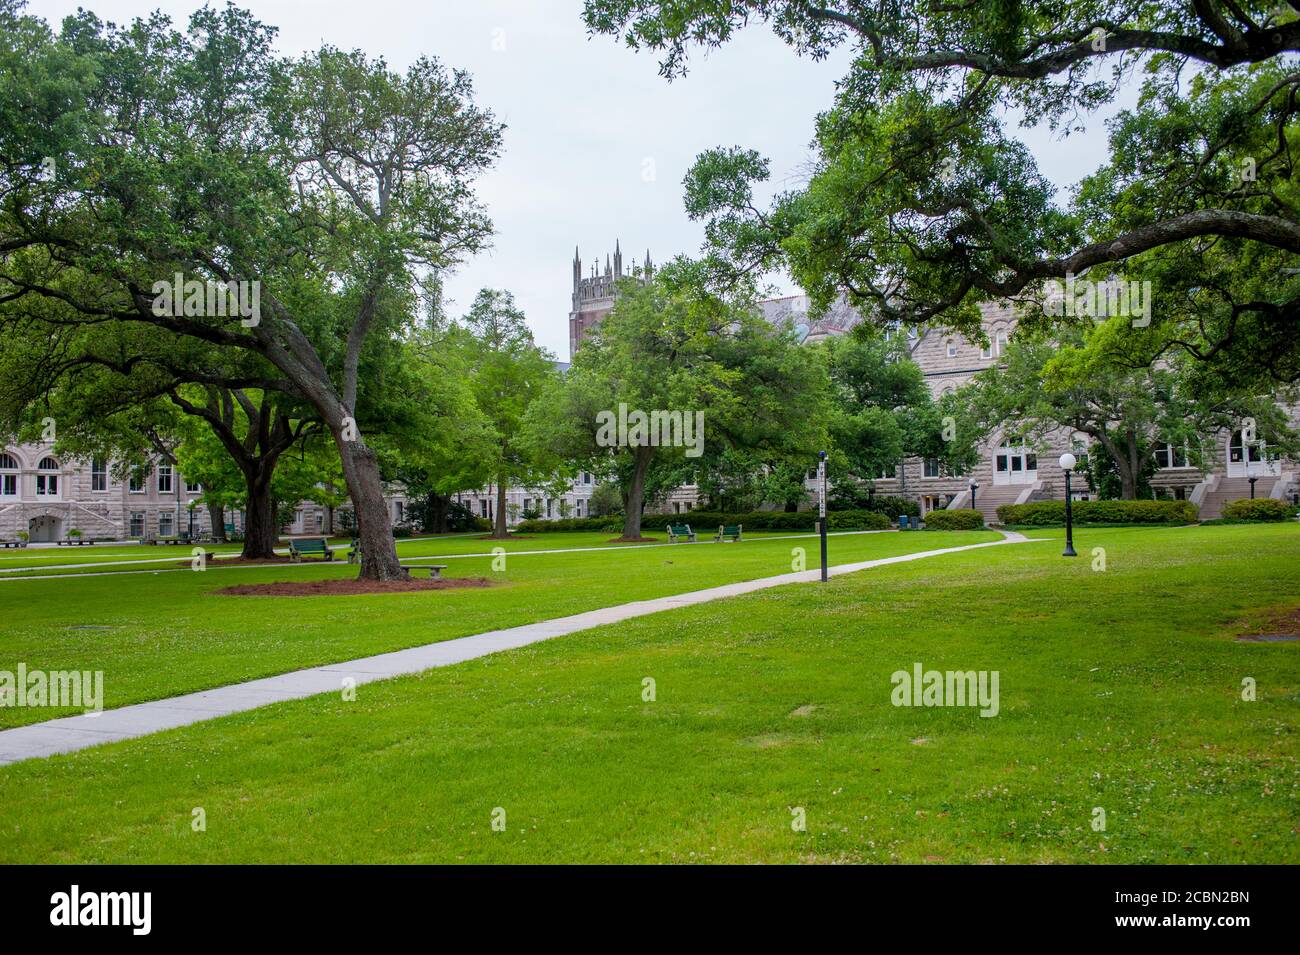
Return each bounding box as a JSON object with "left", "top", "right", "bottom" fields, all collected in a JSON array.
[
  {"left": 968, "top": 479, "right": 978, "bottom": 511},
  {"left": 1060, "top": 453, "right": 1078, "bottom": 557},
  {"left": 1248, "top": 476, "right": 1258, "bottom": 499}
]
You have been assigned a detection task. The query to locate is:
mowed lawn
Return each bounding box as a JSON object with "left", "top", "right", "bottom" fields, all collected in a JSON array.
[
  {"left": 0, "top": 529, "right": 993, "bottom": 727},
  {"left": 0, "top": 523, "right": 1296, "bottom": 863}
]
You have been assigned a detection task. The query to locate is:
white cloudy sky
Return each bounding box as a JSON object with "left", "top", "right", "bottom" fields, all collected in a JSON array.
[{"left": 28, "top": 0, "right": 1132, "bottom": 357}]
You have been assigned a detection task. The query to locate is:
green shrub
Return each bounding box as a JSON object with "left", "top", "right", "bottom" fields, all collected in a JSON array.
[
  {"left": 826, "top": 489, "right": 920, "bottom": 518},
  {"left": 997, "top": 499, "right": 1199, "bottom": 526},
  {"left": 1220, "top": 498, "right": 1298, "bottom": 522},
  {"left": 826, "top": 509, "right": 891, "bottom": 530},
  {"left": 515, "top": 516, "right": 622, "bottom": 533},
  {"left": 923, "top": 508, "right": 984, "bottom": 530},
  {"left": 516, "top": 507, "right": 907, "bottom": 534},
  {"left": 866, "top": 495, "right": 921, "bottom": 519}
]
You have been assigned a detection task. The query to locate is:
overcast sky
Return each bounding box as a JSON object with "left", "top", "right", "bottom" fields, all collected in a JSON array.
[{"left": 29, "top": 0, "right": 1132, "bottom": 357}]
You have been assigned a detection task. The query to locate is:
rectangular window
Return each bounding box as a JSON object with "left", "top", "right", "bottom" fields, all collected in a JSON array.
[
  {"left": 1155, "top": 443, "right": 1188, "bottom": 469},
  {"left": 129, "top": 512, "right": 145, "bottom": 537},
  {"left": 946, "top": 341, "right": 957, "bottom": 357},
  {"left": 129, "top": 469, "right": 145, "bottom": 493},
  {"left": 1025, "top": 453, "right": 1037, "bottom": 471},
  {"left": 923, "top": 458, "right": 941, "bottom": 478},
  {"left": 35, "top": 474, "right": 57, "bottom": 496},
  {"left": 996, "top": 454, "right": 1009, "bottom": 473},
  {"left": 157, "top": 464, "right": 173, "bottom": 494},
  {"left": 158, "top": 510, "right": 174, "bottom": 537},
  {"left": 185, "top": 480, "right": 201, "bottom": 493},
  {"left": 92, "top": 458, "right": 107, "bottom": 492},
  {"left": 1, "top": 474, "right": 15, "bottom": 496}
]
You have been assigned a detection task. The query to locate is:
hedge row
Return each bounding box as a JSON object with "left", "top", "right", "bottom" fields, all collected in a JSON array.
[
  {"left": 997, "top": 499, "right": 1199, "bottom": 526},
  {"left": 515, "top": 516, "right": 621, "bottom": 533},
  {"left": 515, "top": 508, "right": 892, "bottom": 533},
  {"left": 1220, "top": 498, "right": 1298, "bottom": 522},
  {"left": 923, "top": 508, "right": 985, "bottom": 530}
]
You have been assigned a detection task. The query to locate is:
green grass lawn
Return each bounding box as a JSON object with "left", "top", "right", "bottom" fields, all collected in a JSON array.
[
  {"left": 0, "top": 528, "right": 834, "bottom": 576},
  {"left": 0, "top": 528, "right": 989, "bottom": 727},
  {"left": 0, "top": 523, "right": 1296, "bottom": 863}
]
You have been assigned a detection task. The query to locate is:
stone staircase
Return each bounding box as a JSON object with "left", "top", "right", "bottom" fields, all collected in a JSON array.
[
  {"left": 1197, "top": 476, "right": 1280, "bottom": 520},
  {"left": 965, "top": 484, "right": 1037, "bottom": 524}
]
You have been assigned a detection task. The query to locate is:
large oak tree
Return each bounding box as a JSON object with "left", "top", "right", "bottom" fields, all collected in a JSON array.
[
  {"left": 584, "top": 1, "right": 1300, "bottom": 381},
  {"left": 0, "top": 2, "right": 502, "bottom": 577}
]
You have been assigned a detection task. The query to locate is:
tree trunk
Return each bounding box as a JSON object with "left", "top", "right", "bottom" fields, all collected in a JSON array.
[
  {"left": 208, "top": 502, "right": 226, "bottom": 542},
  {"left": 242, "top": 472, "right": 278, "bottom": 559},
  {"left": 337, "top": 436, "right": 405, "bottom": 579},
  {"left": 620, "top": 446, "right": 654, "bottom": 540},
  {"left": 491, "top": 477, "right": 509, "bottom": 538},
  {"left": 426, "top": 492, "right": 451, "bottom": 533}
]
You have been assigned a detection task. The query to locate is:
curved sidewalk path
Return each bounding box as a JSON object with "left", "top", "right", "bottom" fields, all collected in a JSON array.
[{"left": 0, "top": 531, "right": 1039, "bottom": 765}]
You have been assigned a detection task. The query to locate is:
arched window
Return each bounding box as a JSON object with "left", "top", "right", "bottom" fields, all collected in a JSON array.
[
  {"left": 35, "top": 457, "right": 59, "bottom": 497},
  {"left": 0, "top": 452, "right": 17, "bottom": 497}
]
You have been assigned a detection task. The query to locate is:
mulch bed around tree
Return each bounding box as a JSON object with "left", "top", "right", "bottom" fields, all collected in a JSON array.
[
  {"left": 215, "top": 577, "right": 492, "bottom": 597},
  {"left": 175, "top": 556, "right": 299, "bottom": 568},
  {"left": 608, "top": 536, "right": 659, "bottom": 544},
  {"left": 1236, "top": 604, "right": 1300, "bottom": 641}
]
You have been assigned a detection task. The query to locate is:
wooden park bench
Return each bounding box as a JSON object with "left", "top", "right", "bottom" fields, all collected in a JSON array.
[
  {"left": 348, "top": 538, "right": 361, "bottom": 564},
  {"left": 715, "top": 524, "right": 743, "bottom": 542},
  {"left": 667, "top": 523, "right": 696, "bottom": 543},
  {"left": 288, "top": 537, "right": 334, "bottom": 562},
  {"left": 0, "top": 539, "right": 27, "bottom": 549},
  {"left": 407, "top": 564, "right": 448, "bottom": 580},
  {"left": 57, "top": 536, "right": 92, "bottom": 546}
]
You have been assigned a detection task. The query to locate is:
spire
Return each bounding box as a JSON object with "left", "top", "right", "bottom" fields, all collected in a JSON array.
[
  {"left": 614, "top": 239, "right": 623, "bottom": 278},
  {"left": 605, "top": 253, "right": 611, "bottom": 277},
  {"left": 573, "top": 246, "right": 581, "bottom": 289}
]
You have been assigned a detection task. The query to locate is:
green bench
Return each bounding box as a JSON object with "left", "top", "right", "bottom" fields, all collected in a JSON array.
[
  {"left": 715, "top": 524, "right": 742, "bottom": 542},
  {"left": 348, "top": 538, "right": 361, "bottom": 564},
  {"left": 289, "top": 537, "right": 334, "bottom": 561},
  {"left": 667, "top": 523, "right": 696, "bottom": 543}
]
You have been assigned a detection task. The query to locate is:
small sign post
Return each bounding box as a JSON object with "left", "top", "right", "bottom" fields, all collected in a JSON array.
[{"left": 817, "top": 451, "right": 827, "bottom": 582}]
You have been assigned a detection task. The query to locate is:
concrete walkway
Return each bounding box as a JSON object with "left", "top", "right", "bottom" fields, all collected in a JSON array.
[{"left": 0, "top": 531, "right": 1038, "bottom": 765}]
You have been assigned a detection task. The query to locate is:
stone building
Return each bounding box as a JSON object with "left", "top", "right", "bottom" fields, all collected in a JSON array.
[
  {"left": 875, "top": 301, "right": 1297, "bottom": 521},
  {"left": 568, "top": 241, "right": 652, "bottom": 358},
  {"left": 0, "top": 447, "right": 213, "bottom": 542}
]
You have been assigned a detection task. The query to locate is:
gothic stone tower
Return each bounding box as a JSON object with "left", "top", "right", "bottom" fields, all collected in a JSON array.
[{"left": 568, "top": 240, "right": 653, "bottom": 359}]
